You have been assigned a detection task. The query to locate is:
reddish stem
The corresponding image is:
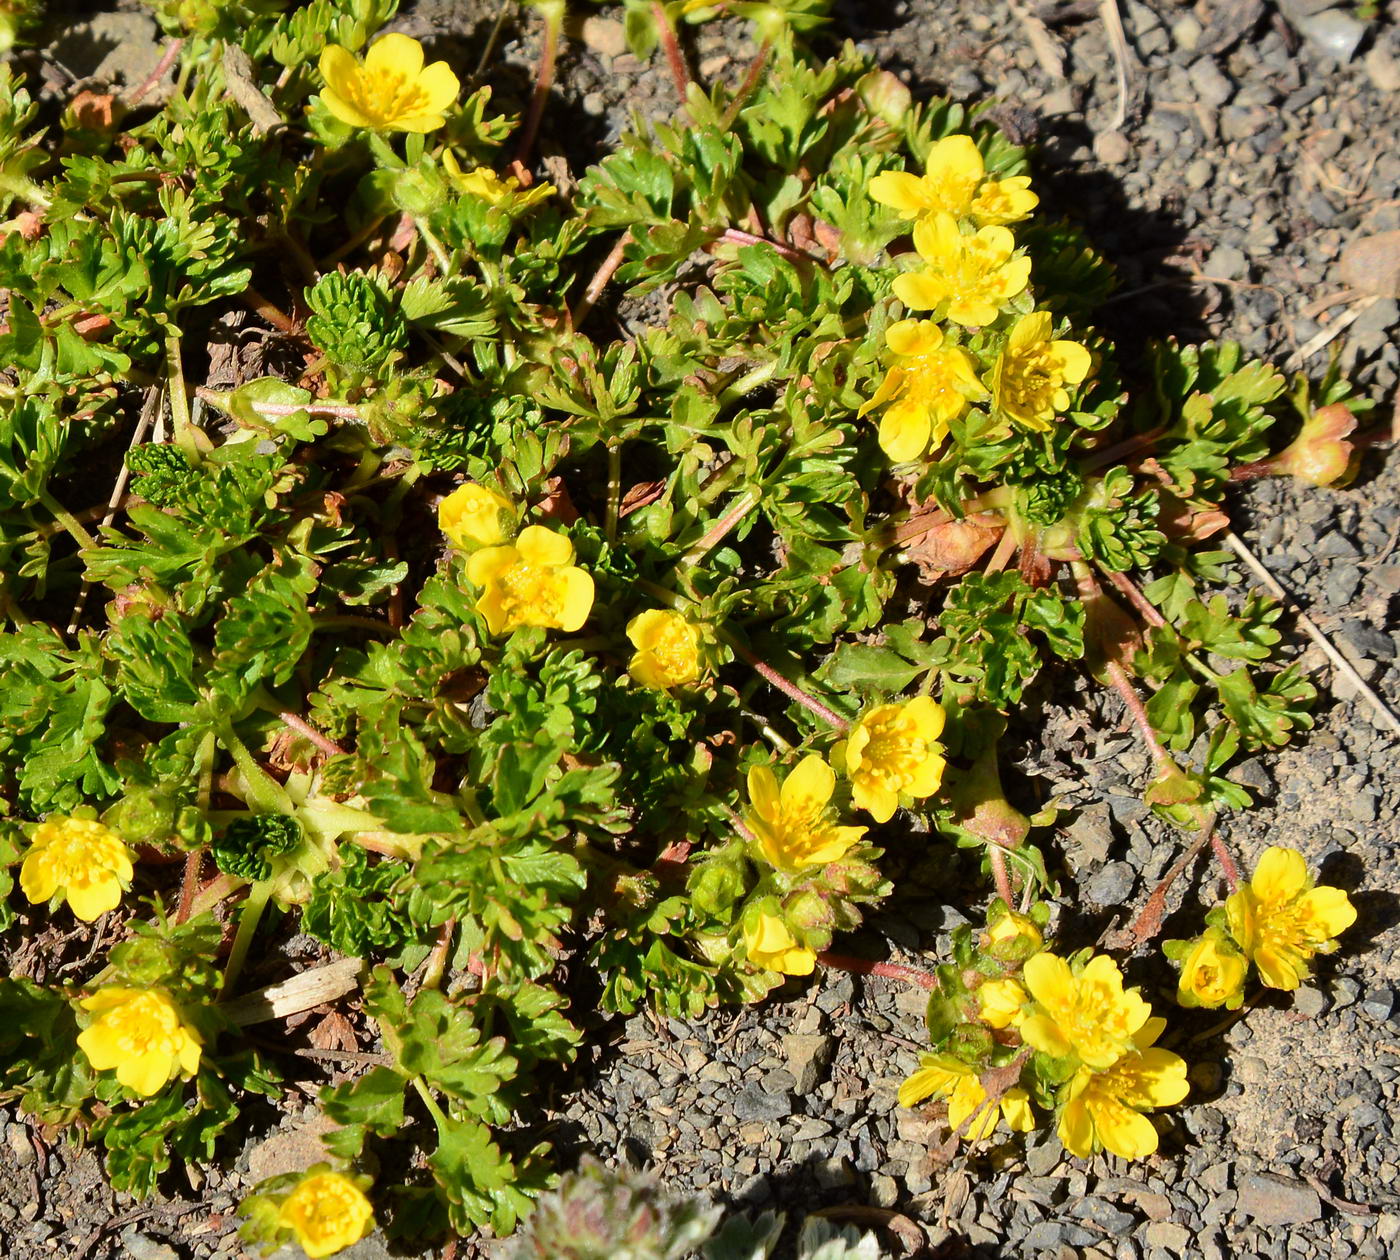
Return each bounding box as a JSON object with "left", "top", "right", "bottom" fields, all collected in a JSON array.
[
  {"left": 720, "top": 226, "right": 811, "bottom": 264},
  {"left": 175, "top": 848, "right": 203, "bottom": 925},
  {"left": 514, "top": 8, "right": 561, "bottom": 167},
  {"left": 988, "top": 845, "right": 1015, "bottom": 909},
  {"left": 1211, "top": 831, "right": 1242, "bottom": 892},
  {"left": 1105, "top": 660, "right": 1171, "bottom": 771},
  {"left": 736, "top": 646, "right": 850, "bottom": 732},
  {"left": 817, "top": 952, "right": 939, "bottom": 992},
  {"left": 721, "top": 39, "right": 771, "bottom": 130},
  {"left": 128, "top": 37, "right": 183, "bottom": 105},
  {"left": 651, "top": 0, "right": 691, "bottom": 98},
  {"left": 1104, "top": 568, "right": 1166, "bottom": 629},
  {"left": 571, "top": 235, "right": 629, "bottom": 328},
  {"left": 279, "top": 711, "right": 347, "bottom": 758}
]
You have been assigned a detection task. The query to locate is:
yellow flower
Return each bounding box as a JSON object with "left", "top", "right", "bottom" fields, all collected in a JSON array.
[
  {"left": 743, "top": 911, "right": 815, "bottom": 976},
  {"left": 1058, "top": 1017, "right": 1189, "bottom": 1161},
  {"left": 977, "top": 977, "right": 1028, "bottom": 1029},
  {"left": 983, "top": 909, "right": 1044, "bottom": 959},
  {"left": 868, "top": 135, "right": 1037, "bottom": 227},
  {"left": 899, "top": 1053, "right": 1035, "bottom": 1140},
  {"left": 19, "top": 816, "right": 134, "bottom": 922},
  {"left": 1019, "top": 951, "right": 1152, "bottom": 1070},
  {"left": 838, "top": 696, "right": 946, "bottom": 823},
  {"left": 438, "top": 482, "right": 514, "bottom": 548},
  {"left": 1224, "top": 846, "right": 1356, "bottom": 991},
  {"left": 319, "top": 33, "right": 459, "bottom": 134},
  {"left": 990, "top": 311, "right": 1093, "bottom": 430},
  {"left": 857, "top": 320, "right": 985, "bottom": 462},
  {"left": 894, "top": 213, "right": 1031, "bottom": 327},
  {"left": 443, "top": 150, "right": 555, "bottom": 210},
  {"left": 466, "top": 525, "right": 594, "bottom": 635},
  {"left": 76, "top": 987, "right": 201, "bottom": 1097},
  {"left": 277, "top": 1171, "right": 374, "bottom": 1259},
  {"left": 1175, "top": 928, "right": 1248, "bottom": 1009},
  {"left": 626, "top": 609, "right": 703, "bottom": 689},
  {"left": 746, "top": 754, "right": 867, "bottom": 875}
]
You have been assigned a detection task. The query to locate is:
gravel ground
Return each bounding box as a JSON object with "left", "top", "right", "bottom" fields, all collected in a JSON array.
[{"left": 3, "top": 1, "right": 1398, "bottom": 1257}]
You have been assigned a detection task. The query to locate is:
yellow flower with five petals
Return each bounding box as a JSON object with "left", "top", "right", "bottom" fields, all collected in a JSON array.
[
  {"left": 990, "top": 311, "right": 1093, "bottom": 430},
  {"left": 1057, "top": 1017, "right": 1189, "bottom": 1160},
  {"left": 837, "top": 696, "right": 947, "bottom": 823},
  {"left": 277, "top": 1169, "right": 375, "bottom": 1259},
  {"left": 898, "top": 1053, "right": 1035, "bottom": 1140},
  {"left": 858, "top": 319, "right": 985, "bottom": 462},
  {"left": 626, "top": 609, "right": 704, "bottom": 689},
  {"left": 76, "top": 987, "right": 201, "bottom": 1097},
  {"left": 894, "top": 213, "right": 1031, "bottom": 328},
  {"left": 319, "top": 33, "right": 459, "bottom": 134},
  {"left": 869, "top": 135, "right": 1038, "bottom": 227},
  {"left": 466, "top": 525, "right": 594, "bottom": 636},
  {"left": 1174, "top": 927, "right": 1248, "bottom": 1009},
  {"left": 438, "top": 481, "right": 514, "bottom": 548},
  {"left": 746, "top": 754, "right": 866, "bottom": 875},
  {"left": 743, "top": 911, "right": 816, "bottom": 976},
  {"left": 19, "top": 816, "right": 134, "bottom": 922},
  {"left": 1224, "top": 846, "right": 1355, "bottom": 991},
  {"left": 1019, "top": 951, "right": 1152, "bottom": 1070}
]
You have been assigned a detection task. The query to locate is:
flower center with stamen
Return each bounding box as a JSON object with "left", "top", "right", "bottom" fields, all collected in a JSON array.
[{"left": 497, "top": 561, "right": 565, "bottom": 624}]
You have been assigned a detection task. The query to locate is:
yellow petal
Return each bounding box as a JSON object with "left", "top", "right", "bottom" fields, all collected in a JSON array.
[
  {"left": 902, "top": 749, "right": 946, "bottom": 798},
  {"left": 898, "top": 1065, "right": 948, "bottom": 1108},
  {"left": 891, "top": 271, "right": 946, "bottom": 312},
  {"left": 555, "top": 568, "right": 595, "bottom": 632},
  {"left": 1058, "top": 1096, "right": 1094, "bottom": 1158},
  {"left": 364, "top": 31, "right": 425, "bottom": 79},
  {"left": 1001, "top": 1087, "right": 1036, "bottom": 1132},
  {"left": 178, "top": 1029, "right": 203, "bottom": 1077},
  {"left": 1021, "top": 950, "right": 1071, "bottom": 1008},
  {"left": 415, "top": 60, "right": 461, "bottom": 113},
  {"left": 1051, "top": 339, "right": 1093, "bottom": 384},
  {"left": 626, "top": 609, "right": 669, "bottom": 650},
  {"left": 318, "top": 44, "right": 359, "bottom": 94},
  {"left": 886, "top": 318, "right": 942, "bottom": 357},
  {"left": 65, "top": 876, "right": 122, "bottom": 922},
  {"left": 1093, "top": 1097, "right": 1161, "bottom": 1160},
  {"left": 1254, "top": 944, "right": 1302, "bottom": 990},
  {"left": 868, "top": 170, "right": 929, "bottom": 215},
  {"left": 466, "top": 544, "right": 518, "bottom": 587},
  {"left": 76, "top": 1024, "right": 121, "bottom": 1071},
  {"left": 851, "top": 778, "right": 898, "bottom": 824},
  {"left": 781, "top": 754, "right": 835, "bottom": 814},
  {"left": 474, "top": 587, "right": 509, "bottom": 636},
  {"left": 747, "top": 765, "right": 780, "bottom": 823},
  {"left": 18, "top": 854, "right": 57, "bottom": 905},
  {"left": 1019, "top": 1011, "right": 1072, "bottom": 1059},
  {"left": 878, "top": 404, "right": 932, "bottom": 462},
  {"left": 1120, "top": 1049, "right": 1190, "bottom": 1108},
  {"left": 515, "top": 524, "right": 575, "bottom": 568},
  {"left": 118, "top": 1052, "right": 172, "bottom": 1098},
  {"left": 1251, "top": 846, "right": 1308, "bottom": 903},
  {"left": 911, "top": 212, "right": 961, "bottom": 264},
  {"left": 925, "top": 134, "right": 984, "bottom": 185},
  {"left": 1300, "top": 885, "right": 1356, "bottom": 938},
  {"left": 902, "top": 694, "right": 946, "bottom": 740},
  {"left": 799, "top": 824, "right": 866, "bottom": 866}
]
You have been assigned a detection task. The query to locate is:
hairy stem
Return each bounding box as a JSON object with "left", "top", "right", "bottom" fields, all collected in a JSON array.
[
  {"left": 167, "top": 333, "right": 199, "bottom": 458},
  {"left": 678, "top": 490, "right": 759, "bottom": 566},
  {"left": 1211, "top": 830, "right": 1242, "bottom": 891},
  {"left": 651, "top": 0, "right": 691, "bottom": 98},
  {"left": 817, "top": 951, "right": 939, "bottom": 991},
  {"left": 733, "top": 642, "right": 850, "bottom": 732},
  {"left": 571, "top": 234, "right": 629, "bottom": 328},
  {"left": 221, "top": 880, "right": 272, "bottom": 996},
  {"left": 514, "top": 1, "right": 564, "bottom": 167},
  {"left": 721, "top": 40, "right": 771, "bottom": 130},
  {"left": 1105, "top": 660, "right": 1171, "bottom": 771}
]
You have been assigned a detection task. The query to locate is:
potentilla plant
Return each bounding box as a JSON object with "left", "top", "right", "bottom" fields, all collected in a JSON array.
[{"left": 0, "top": 0, "right": 1378, "bottom": 1250}]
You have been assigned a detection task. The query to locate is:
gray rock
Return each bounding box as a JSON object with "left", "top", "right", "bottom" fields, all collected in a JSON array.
[
  {"left": 1143, "top": 1222, "right": 1192, "bottom": 1255},
  {"left": 1085, "top": 860, "right": 1136, "bottom": 906},
  {"left": 1365, "top": 36, "right": 1400, "bottom": 92},
  {"left": 1188, "top": 57, "right": 1234, "bottom": 107},
  {"left": 1073, "top": 1196, "right": 1136, "bottom": 1232},
  {"left": 1237, "top": 1172, "right": 1323, "bottom": 1224},
  {"left": 780, "top": 1032, "right": 837, "bottom": 1094},
  {"left": 1297, "top": 9, "right": 1368, "bottom": 61},
  {"left": 119, "top": 1233, "right": 180, "bottom": 1260},
  {"left": 731, "top": 1081, "right": 792, "bottom": 1122},
  {"left": 1362, "top": 987, "right": 1395, "bottom": 1021},
  {"left": 1203, "top": 244, "right": 1250, "bottom": 281},
  {"left": 1293, "top": 985, "right": 1328, "bottom": 1018}
]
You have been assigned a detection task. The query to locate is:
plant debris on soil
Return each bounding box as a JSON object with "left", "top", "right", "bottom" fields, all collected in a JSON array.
[{"left": 2, "top": 1, "right": 1399, "bottom": 1258}]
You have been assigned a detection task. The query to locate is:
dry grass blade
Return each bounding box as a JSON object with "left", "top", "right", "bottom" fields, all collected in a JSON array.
[
  {"left": 221, "top": 957, "right": 365, "bottom": 1027},
  {"left": 1096, "top": 0, "right": 1135, "bottom": 131},
  {"left": 1223, "top": 531, "right": 1400, "bottom": 738}
]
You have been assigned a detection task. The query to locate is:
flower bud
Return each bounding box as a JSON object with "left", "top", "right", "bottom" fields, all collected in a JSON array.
[
  {"left": 857, "top": 70, "right": 912, "bottom": 129},
  {"left": 1174, "top": 928, "right": 1247, "bottom": 1009}
]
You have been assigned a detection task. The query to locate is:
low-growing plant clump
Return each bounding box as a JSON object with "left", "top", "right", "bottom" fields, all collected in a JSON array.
[{"left": 0, "top": 0, "right": 1374, "bottom": 1253}]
